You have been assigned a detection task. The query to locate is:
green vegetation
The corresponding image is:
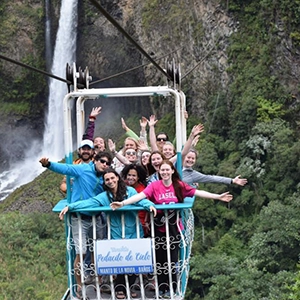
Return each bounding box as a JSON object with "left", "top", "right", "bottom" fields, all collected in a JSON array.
[
  {"left": 0, "top": 212, "right": 66, "bottom": 300},
  {"left": 0, "top": 1, "right": 46, "bottom": 115},
  {"left": 1, "top": 0, "right": 300, "bottom": 299}
]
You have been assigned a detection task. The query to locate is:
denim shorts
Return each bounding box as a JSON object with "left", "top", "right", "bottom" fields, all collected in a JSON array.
[{"left": 71, "top": 213, "right": 107, "bottom": 255}]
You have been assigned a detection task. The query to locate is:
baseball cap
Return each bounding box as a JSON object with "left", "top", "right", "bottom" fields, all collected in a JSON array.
[{"left": 79, "top": 139, "right": 94, "bottom": 149}]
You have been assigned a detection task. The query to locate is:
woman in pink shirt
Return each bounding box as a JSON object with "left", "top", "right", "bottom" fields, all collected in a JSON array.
[{"left": 111, "top": 160, "right": 232, "bottom": 297}]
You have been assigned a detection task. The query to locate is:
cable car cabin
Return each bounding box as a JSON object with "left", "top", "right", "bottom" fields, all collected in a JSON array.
[
  {"left": 53, "top": 198, "right": 194, "bottom": 300},
  {"left": 53, "top": 73, "right": 193, "bottom": 299}
]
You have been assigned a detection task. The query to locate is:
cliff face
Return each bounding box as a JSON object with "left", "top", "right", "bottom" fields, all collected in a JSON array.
[
  {"left": 77, "top": 0, "right": 238, "bottom": 117},
  {"left": 0, "top": 0, "right": 299, "bottom": 172}
]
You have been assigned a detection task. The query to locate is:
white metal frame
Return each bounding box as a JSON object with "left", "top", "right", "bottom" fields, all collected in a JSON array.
[{"left": 59, "top": 85, "right": 191, "bottom": 300}]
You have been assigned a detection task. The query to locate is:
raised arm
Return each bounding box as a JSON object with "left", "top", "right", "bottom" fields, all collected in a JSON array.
[
  {"left": 82, "top": 106, "right": 102, "bottom": 140},
  {"left": 148, "top": 115, "right": 159, "bottom": 151},
  {"left": 39, "top": 157, "right": 83, "bottom": 177},
  {"left": 121, "top": 117, "right": 140, "bottom": 140},
  {"left": 181, "top": 123, "right": 204, "bottom": 158},
  {"left": 139, "top": 116, "right": 148, "bottom": 146},
  {"left": 110, "top": 191, "right": 147, "bottom": 210},
  {"left": 168, "top": 123, "right": 204, "bottom": 164},
  {"left": 194, "top": 190, "right": 233, "bottom": 202},
  {"left": 39, "top": 157, "right": 50, "bottom": 167},
  {"left": 108, "top": 139, "right": 130, "bottom": 165}
]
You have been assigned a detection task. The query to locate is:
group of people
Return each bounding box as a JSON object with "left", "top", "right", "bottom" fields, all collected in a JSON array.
[{"left": 39, "top": 107, "right": 247, "bottom": 299}]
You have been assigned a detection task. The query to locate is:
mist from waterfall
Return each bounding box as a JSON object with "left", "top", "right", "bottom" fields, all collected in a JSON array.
[{"left": 0, "top": 0, "right": 78, "bottom": 201}]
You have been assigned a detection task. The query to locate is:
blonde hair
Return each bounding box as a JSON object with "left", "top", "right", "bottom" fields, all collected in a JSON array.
[{"left": 122, "top": 137, "right": 139, "bottom": 154}]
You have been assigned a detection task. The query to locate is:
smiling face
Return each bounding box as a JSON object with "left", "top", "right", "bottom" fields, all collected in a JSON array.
[
  {"left": 124, "top": 138, "right": 137, "bottom": 151},
  {"left": 104, "top": 172, "right": 119, "bottom": 191},
  {"left": 159, "top": 163, "right": 174, "bottom": 181},
  {"left": 94, "top": 137, "right": 105, "bottom": 152},
  {"left": 162, "top": 143, "right": 175, "bottom": 159},
  {"left": 156, "top": 134, "right": 167, "bottom": 149},
  {"left": 126, "top": 169, "right": 139, "bottom": 186},
  {"left": 95, "top": 156, "right": 111, "bottom": 172},
  {"left": 78, "top": 145, "right": 94, "bottom": 162},
  {"left": 141, "top": 151, "right": 151, "bottom": 166},
  {"left": 125, "top": 148, "right": 137, "bottom": 162},
  {"left": 151, "top": 153, "right": 163, "bottom": 171},
  {"left": 183, "top": 151, "right": 197, "bottom": 168}
]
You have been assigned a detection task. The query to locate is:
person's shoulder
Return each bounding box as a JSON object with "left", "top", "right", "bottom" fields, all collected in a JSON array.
[
  {"left": 127, "top": 186, "right": 137, "bottom": 195},
  {"left": 94, "top": 191, "right": 109, "bottom": 205},
  {"left": 147, "top": 180, "right": 161, "bottom": 188},
  {"left": 180, "top": 180, "right": 195, "bottom": 191},
  {"left": 182, "top": 167, "right": 193, "bottom": 172},
  {"left": 84, "top": 161, "right": 95, "bottom": 169},
  {"left": 179, "top": 180, "right": 189, "bottom": 187}
]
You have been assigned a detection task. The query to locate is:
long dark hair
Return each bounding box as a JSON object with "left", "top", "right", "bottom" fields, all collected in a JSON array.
[
  {"left": 159, "top": 160, "right": 184, "bottom": 203},
  {"left": 146, "top": 151, "right": 166, "bottom": 176},
  {"left": 121, "top": 163, "right": 147, "bottom": 187},
  {"left": 102, "top": 168, "right": 128, "bottom": 202}
]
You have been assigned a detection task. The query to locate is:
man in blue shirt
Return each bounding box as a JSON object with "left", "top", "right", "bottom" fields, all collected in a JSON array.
[{"left": 39, "top": 151, "right": 113, "bottom": 296}]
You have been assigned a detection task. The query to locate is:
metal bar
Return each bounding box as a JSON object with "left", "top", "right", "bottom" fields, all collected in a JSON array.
[{"left": 76, "top": 96, "right": 86, "bottom": 147}]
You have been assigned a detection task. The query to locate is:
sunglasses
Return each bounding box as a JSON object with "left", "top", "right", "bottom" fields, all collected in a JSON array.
[
  {"left": 125, "top": 151, "right": 136, "bottom": 156},
  {"left": 156, "top": 137, "right": 167, "bottom": 142},
  {"left": 98, "top": 158, "right": 111, "bottom": 166}
]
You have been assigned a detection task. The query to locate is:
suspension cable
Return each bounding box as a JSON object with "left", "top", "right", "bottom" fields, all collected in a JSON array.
[
  {"left": 181, "top": 44, "right": 215, "bottom": 80},
  {"left": 90, "top": 47, "right": 183, "bottom": 85},
  {"left": 88, "top": 0, "right": 172, "bottom": 81},
  {"left": 0, "top": 53, "right": 71, "bottom": 84}
]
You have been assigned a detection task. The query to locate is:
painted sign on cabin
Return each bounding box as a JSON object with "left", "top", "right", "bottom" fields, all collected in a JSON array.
[{"left": 96, "top": 238, "right": 153, "bottom": 275}]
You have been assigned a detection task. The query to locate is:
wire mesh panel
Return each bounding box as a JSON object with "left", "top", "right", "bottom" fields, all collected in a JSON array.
[{"left": 53, "top": 201, "right": 194, "bottom": 300}]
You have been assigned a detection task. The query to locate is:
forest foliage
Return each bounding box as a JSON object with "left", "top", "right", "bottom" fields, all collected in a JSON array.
[{"left": 0, "top": 0, "right": 300, "bottom": 299}]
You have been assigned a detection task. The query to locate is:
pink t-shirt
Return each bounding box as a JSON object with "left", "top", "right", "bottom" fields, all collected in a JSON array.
[{"left": 143, "top": 180, "right": 195, "bottom": 204}]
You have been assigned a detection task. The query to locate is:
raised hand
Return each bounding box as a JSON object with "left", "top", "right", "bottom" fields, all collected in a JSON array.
[
  {"left": 147, "top": 115, "right": 158, "bottom": 127},
  {"left": 121, "top": 118, "right": 129, "bottom": 131},
  {"left": 192, "top": 123, "right": 204, "bottom": 137},
  {"left": 192, "top": 135, "right": 200, "bottom": 147},
  {"left": 39, "top": 157, "right": 50, "bottom": 167},
  {"left": 90, "top": 107, "right": 102, "bottom": 118},
  {"left": 108, "top": 139, "right": 116, "bottom": 153},
  {"left": 184, "top": 110, "right": 188, "bottom": 119},
  {"left": 140, "top": 116, "right": 148, "bottom": 129},
  {"left": 137, "top": 139, "right": 148, "bottom": 151}
]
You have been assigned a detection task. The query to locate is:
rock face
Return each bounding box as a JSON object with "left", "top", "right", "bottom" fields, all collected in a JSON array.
[
  {"left": 0, "top": 0, "right": 299, "bottom": 187},
  {"left": 77, "top": 0, "right": 238, "bottom": 117},
  {"left": 4, "top": 199, "right": 53, "bottom": 214}
]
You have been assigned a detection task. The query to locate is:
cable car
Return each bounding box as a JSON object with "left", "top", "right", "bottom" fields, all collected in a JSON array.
[{"left": 52, "top": 63, "right": 195, "bottom": 300}]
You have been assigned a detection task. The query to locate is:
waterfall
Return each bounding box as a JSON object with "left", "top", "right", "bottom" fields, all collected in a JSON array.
[
  {"left": 0, "top": 0, "right": 78, "bottom": 201},
  {"left": 43, "top": 0, "right": 78, "bottom": 159},
  {"left": 45, "top": 0, "right": 52, "bottom": 71}
]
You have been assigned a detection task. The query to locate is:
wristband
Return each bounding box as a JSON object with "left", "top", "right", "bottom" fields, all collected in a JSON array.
[{"left": 89, "top": 115, "right": 96, "bottom": 120}]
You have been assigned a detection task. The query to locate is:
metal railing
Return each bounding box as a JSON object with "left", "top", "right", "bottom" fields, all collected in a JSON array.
[{"left": 53, "top": 198, "right": 194, "bottom": 300}]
